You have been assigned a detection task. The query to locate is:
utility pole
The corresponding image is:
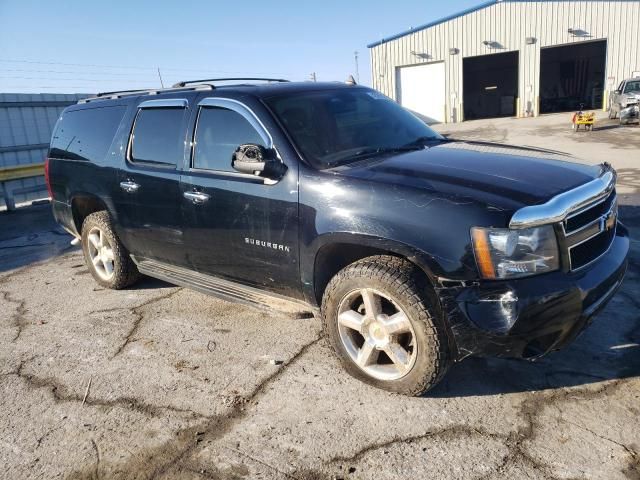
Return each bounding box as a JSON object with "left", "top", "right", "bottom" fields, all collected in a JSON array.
[
  {"left": 157, "top": 67, "right": 165, "bottom": 88},
  {"left": 354, "top": 51, "right": 360, "bottom": 84},
  {"left": 310, "top": 72, "right": 317, "bottom": 82}
]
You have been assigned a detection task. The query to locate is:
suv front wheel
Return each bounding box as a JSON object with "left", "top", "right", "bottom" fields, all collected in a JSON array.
[
  {"left": 321, "top": 256, "right": 450, "bottom": 396},
  {"left": 81, "top": 211, "right": 140, "bottom": 289}
]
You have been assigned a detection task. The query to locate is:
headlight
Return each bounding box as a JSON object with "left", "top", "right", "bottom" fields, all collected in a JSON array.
[{"left": 471, "top": 225, "right": 559, "bottom": 279}]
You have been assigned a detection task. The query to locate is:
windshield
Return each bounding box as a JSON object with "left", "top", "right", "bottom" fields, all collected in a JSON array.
[
  {"left": 624, "top": 81, "right": 640, "bottom": 93},
  {"left": 265, "top": 88, "right": 443, "bottom": 169}
]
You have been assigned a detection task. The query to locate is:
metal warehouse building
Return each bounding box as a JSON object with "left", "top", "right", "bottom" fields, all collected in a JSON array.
[{"left": 368, "top": 0, "right": 640, "bottom": 123}]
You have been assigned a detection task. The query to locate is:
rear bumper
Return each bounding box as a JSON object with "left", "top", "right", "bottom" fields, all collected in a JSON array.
[
  {"left": 439, "top": 222, "right": 629, "bottom": 360},
  {"left": 51, "top": 199, "right": 78, "bottom": 237}
]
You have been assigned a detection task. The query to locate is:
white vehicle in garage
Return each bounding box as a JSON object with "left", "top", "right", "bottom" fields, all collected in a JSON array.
[{"left": 609, "top": 77, "right": 640, "bottom": 125}]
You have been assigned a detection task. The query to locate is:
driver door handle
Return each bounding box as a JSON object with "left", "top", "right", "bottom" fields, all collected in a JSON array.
[
  {"left": 119, "top": 181, "right": 140, "bottom": 193},
  {"left": 184, "top": 191, "right": 210, "bottom": 204}
]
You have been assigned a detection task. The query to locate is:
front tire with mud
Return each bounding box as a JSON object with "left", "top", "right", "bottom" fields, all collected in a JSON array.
[
  {"left": 81, "top": 211, "right": 140, "bottom": 290},
  {"left": 321, "top": 256, "right": 451, "bottom": 396}
]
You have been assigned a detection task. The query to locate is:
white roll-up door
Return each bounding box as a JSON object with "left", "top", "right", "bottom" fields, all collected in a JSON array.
[{"left": 397, "top": 62, "right": 446, "bottom": 124}]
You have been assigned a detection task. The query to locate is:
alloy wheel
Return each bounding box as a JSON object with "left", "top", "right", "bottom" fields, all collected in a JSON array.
[
  {"left": 87, "top": 227, "right": 115, "bottom": 281},
  {"left": 337, "top": 288, "right": 417, "bottom": 381}
]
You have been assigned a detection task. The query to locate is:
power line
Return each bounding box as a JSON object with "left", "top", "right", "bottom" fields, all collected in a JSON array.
[
  {"left": 0, "top": 58, "right": 157, "bottom": 70},
  {"left": 1, "top": 68, "right": 159, "bottom": 77},
  {"left": 0, "top": 76, "right": 161, "bottom": 82},
  {"left": 0, "top": 58, "right": 297, "bottom": 76},
  {"left": 0, "top": 85, "right": 98, "bottom": 90}
]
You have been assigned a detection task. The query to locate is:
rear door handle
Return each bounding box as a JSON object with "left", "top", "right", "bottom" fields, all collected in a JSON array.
[
  {"left": 183, "top": 191, "right": 210, "bottom": 204},
  {"left": 120, "top": 181, "right": 140, "bottom": 193}
]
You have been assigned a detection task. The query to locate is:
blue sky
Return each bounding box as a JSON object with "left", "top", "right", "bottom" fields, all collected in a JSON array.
[{"left": 0, "top": 0, "right": 479, "bottom": 94}]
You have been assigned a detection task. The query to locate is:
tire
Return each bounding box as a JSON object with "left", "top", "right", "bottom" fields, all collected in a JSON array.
[
  {"left": 321, "top": 255, "right": 450, "bottom": 396},
  {"left": 81, "top": 211, "right": 140, "bottom": 289}
]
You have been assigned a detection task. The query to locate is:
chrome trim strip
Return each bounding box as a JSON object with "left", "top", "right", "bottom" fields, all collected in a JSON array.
[
  {"left": 582, "top": 273, "right": 623, "bottom": 318},
  {"left": 568, "top": 222, "right": 617, "bottom": 271},
  {"left": 565, "top": 193, "right": 618, "bottom": 271},
  {"left": 562, "top": 195, "right": 617, "bottom": 237},
  {"left": 565, "top": 219, "right": 603, "bottom": 247},
  {"left": 565, "top": 193, "right": 608, "bottom": 222},
  {"left": 509, "top": 168, "right": 616, "bottom": 229},
  {"left": 138, "top": 98, "right": 188, "bottom": 109},
  {"left": 197, "top": 97, "right": 274, "bottom": 146},
  {"left": 186, "top": 167, "right": 268, "bottom": 183},
  {"left": 190, "top": 97, "right": 283, "bottom": 185}
]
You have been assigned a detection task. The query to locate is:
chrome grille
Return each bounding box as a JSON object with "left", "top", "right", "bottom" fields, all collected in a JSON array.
[
  {"left": 563, "top": 190, "right": 617, "bottom": 271},
  {"left": 563, "top": 191, "right": 617, "bottom": 234}
]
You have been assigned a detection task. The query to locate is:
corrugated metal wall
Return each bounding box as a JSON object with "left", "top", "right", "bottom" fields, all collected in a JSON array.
[
  {"left": 369, "top": 0, "right": 640, "bottom": 122},
  {"left": 0, "top": 93, "right": 89, "bottom": 208}
]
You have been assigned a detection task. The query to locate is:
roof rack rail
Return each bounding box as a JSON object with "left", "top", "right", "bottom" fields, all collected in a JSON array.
[
  {"left": 172, "top": 77, "right": 290, "bottom": 88},
  {"left": 95, "top": 88, "right": 151, "bottom": 98},
  {"left": 78, "top": 84, "right": 215, "bottom": 104}
]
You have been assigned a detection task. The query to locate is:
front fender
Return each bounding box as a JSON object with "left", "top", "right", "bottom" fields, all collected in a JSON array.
[
  {"left": 302, "top": 231, "right": 445, "bottom": 298},
  {"left": 298, "top": 168, "right": 512, "bottom": 305}
]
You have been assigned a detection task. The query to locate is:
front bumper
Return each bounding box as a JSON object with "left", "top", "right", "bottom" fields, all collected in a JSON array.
[
  {"left": 439, "top": 223, "right": 629, "bottom": 360},
  {"left": 620, "top": 104, "right": 640, "bottom": 123}
]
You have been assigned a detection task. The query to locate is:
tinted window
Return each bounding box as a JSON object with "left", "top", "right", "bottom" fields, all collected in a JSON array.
[
  {"left": 266, "top": 89, "right": 442, "bottom": 169},
  {"left": 50, "top": 106, "right": 126, "bottom": 161},
  {"left": 193, "top": 107, "right": 265, "bottom": 171},
  {"left": 131, "top": 107, "right": 186, "bottom": 166},
  {"left": 624, "top": 81, "right": 640, "bottom": 93}
]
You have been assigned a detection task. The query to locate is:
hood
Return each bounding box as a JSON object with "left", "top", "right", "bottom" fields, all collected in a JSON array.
[
  {"left": 331, "top": 141, "right": 602, "bottom": 208},
  {"left": 622, "top": 92, "right": 640, "bottom": 104}
]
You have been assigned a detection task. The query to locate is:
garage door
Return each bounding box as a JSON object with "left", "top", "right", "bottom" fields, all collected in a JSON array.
[
  {"left": 463, "top": 51, "right": 519, "bottom": 120},
  {"left": 540, "top": 40, "right": 606, "bottom": 113},
  {"left": 397, "top": 62, "right": 446, "bottom": 124}
]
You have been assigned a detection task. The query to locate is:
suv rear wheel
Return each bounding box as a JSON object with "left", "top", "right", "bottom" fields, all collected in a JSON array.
[
  {"left": 321, "top": 256, "right": 450, "bottom": 396},
  {"left": 81, "top": 211, "right": 140, "bottom": 289}
]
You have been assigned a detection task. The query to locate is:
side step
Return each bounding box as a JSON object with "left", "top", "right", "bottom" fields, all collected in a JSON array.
[{"left": 132, "top": 257, "right": 315, "bottom": 315}]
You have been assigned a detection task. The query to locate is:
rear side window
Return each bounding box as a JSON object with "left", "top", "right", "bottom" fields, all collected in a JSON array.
[
  {"left": 193, "top": 107, "right": 265, "bottom": 171},
  {"left": 130, "top": 108, "right": 186, "bottom": 166},
  {"left": 50, "top": 106, "right": 126, "bottom": 161}
]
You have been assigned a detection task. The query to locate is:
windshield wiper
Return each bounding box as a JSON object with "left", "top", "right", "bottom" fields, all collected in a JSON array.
[
  {"left": 327, "top": 145, "right": 423, "bottom": 167},
  {"left": 401, "top": 135, "right": 450, "bottom": 148}
]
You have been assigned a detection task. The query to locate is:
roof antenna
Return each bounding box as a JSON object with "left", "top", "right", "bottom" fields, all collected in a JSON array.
[
  {"left": 157, "top": 67, "right": 165, "bottom": 88},
  {"left": 346, "top": 75, "right": 357, "bottom": 85}
]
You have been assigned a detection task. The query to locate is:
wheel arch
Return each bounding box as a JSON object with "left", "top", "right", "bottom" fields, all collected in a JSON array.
[
  {"left": 70, "top": 193, "right": 111, "bottom": 235},
  {"left": 310, "top": 235, "right": 461, "bottom": 364},
  {"left": 309, "top": 233, "right": 442, "bottom": 307}
]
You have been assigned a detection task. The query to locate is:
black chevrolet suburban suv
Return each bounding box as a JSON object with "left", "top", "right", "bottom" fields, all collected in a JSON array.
[{"left": 47, "top": 78, "right": 629, "bottom": 396}]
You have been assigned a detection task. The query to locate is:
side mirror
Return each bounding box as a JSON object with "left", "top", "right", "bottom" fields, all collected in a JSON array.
[{"left": 232, "top": 144, "right": 286, "bottom": 179}]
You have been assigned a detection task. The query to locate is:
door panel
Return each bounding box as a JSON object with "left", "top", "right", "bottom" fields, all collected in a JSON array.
[
  {"left": 118, "top": 166, "right": 185, "bottom": 266},
  {"left": 180, "top": 97, "right": 301, "bottom": 299},
  {"left": 181, "top": 172, "right": 300, "bottom": 298},
  {"left": 116, "top": 98, "right": 191, "bottom": 267}
]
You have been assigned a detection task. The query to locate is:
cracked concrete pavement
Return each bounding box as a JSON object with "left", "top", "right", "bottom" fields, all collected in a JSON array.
[{"left": 1, "top": 114, "right": 639, "bottom": 479}]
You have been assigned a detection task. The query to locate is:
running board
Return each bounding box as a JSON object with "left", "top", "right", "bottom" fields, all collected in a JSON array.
[{"left": 132, "top": 256, "right": 314, "bottom": 315}]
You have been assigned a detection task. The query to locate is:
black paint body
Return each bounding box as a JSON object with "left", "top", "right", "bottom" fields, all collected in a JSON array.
[{"left": 48, "top": 82, "right": 629, "bottom": 361}]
